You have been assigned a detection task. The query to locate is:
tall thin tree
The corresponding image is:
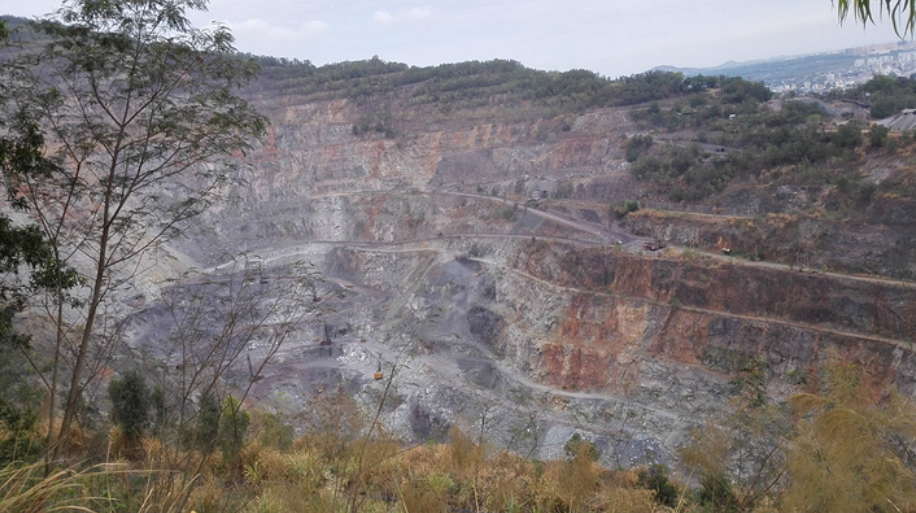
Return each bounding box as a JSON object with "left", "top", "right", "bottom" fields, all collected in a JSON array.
[{"left": 0, "top": 0, "right": 267, "bottom": 460}]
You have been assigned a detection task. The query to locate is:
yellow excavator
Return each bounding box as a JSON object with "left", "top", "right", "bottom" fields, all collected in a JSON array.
[{"left": 374, "top": 353, "right": 383, "bottom": 380}]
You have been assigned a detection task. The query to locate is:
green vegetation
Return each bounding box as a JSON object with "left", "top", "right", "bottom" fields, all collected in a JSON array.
[
  {"left": 636, "top": 463, "right": 679, "bottom": 507},
  {"left": 0, "top": 357, "right": 910, "bottom": 512},
  {"left": 0, "top": 16, "right": 81, "bottom": 469},
  {"left": 625, "top": 134, "right": 653, "bottom": 162},
  {"left": 247, "top": 56, "right": 694, "bottom": 120},
  {"left": 623, "top": 75, "right": 916, "bottom": 210},
  {"left": 564, "top": 433, "right": 600, "bottom": 461},
  {"left": 1, "top": 0, "right": 267, "bottom": 460},
  {"left": 837, "top": 0, "right": 916, "bottom": 37},
  {"left": 0, "top": 400, "right": 41, "bottom": 467},
  {"left": 246, "top": 57, "right": 782, "bottom": 141},
  {"left": 219, "top": 396, "right": 252, "bottom": 473},
  {"left": 196, "top": 392, "right": 222, "bottom": 455},
  {"left": 247, "top": 35, "right": 915, "bottom": 219},
  {"left": 108, "top": 371, "right": 151, "bottom": 449},
  {"left": 826, "top": 74, "right": 916, "bottom": 118},
  {"left": 611, "top": 199, "right": 640, "bottom": 219}
]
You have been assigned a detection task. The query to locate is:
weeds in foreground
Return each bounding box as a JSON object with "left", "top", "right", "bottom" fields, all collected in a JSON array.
[
  {"left": 5, "top": 357, "right": 915, "bottom": 512},
  {"left": 0, "top": 423, "right": 667, "bottom": 513},
  {"left": 0, "top": 462, "right": 104, "bottom": 513}
]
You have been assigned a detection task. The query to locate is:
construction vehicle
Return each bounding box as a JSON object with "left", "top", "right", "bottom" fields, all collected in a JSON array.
[
  {"left": 715, "top": 236, "right": 732, "bottom": 255},
  {"left": 374, "top": 353, "right": 383, "bottom": 380}
]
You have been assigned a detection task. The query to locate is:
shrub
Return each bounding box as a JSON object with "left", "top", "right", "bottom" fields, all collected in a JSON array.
[
  {"left": 219, "top": 396, "right": 251, "bottom": 471},
  {"left": 612, "top": 200, "right": 640, "bottom": 219},
  {"left": 108, "top": 371, "right": 150, "bottom": 448},
  {"left": 0, "top": 400, "right": 41, "bottom": 466},
  {"left": 255, "top": 413, "right": 296, "bottom": 451},
  {"left": 564, "top": 433, "right": 599, "bottom": 461},
  {"left": 625, "top": 134, "right": 653, "bottom": 162},
  {"left": 194, "top": 392, "right": 221, "bottom": 454},
  {"left": 696, "top": 471, "right": 739, "bottom": 513},
  {"left": 869, "top": 124, "right": 889, "bottom": 148},
  {"left": 636, "top": 463, "right": 679, "bottom": 507}
]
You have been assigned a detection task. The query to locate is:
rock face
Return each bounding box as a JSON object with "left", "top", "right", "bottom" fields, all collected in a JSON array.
[
  {"left": 625, "top": 207, "right": 916, "bottom": 281},
  {"left": 125, "top": 78, "right": 916, "bottom": 468}
]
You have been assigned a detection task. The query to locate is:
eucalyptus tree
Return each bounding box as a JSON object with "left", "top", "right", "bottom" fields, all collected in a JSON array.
[
  {"left": 0, "top": 0, "right": 267, "bottom": 458},
  {"left": 837, "top": 0, "right": 916, "bottom": 36}
]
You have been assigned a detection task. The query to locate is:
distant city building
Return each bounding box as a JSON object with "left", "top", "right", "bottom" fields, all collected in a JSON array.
[{"left": 669, "top": 40, "right": 916, "bottom": 95}]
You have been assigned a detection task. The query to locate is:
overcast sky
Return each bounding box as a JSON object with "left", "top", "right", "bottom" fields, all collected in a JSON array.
[{"left": 1, "top": 0, "right": 908, "bottom": 77}]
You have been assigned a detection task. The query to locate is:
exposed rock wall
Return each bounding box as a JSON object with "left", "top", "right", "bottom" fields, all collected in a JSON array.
[
  {"left": 625, "top": 205, "right": 916, "bottom": 281},
  {"left": 144, "top": 89, "right": 916, "bottom": 465},
  {"left": 274, "top": 229, "right": 916, "bottom": 464}
]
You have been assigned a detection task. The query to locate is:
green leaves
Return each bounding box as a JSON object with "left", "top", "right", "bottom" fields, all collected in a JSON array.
[
  {"left": 108, "top": 370, "right": 151, "bottom": 446},
  {"left": 0, "top": 0, "right": 269, "bottom": 457},
  {"left": 219, "top": 395, "right": 250, "bottom": 470},
  {"left": 837, "top": 0, "right": 916, "bottom": 37}
]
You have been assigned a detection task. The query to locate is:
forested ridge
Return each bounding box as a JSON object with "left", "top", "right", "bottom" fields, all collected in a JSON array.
[{"left": 245, "top": 55, "right": 687, "bottom": 111}]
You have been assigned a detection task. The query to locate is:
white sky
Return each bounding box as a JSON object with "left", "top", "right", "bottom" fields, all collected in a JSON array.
[{"left": 1, "top": 0, "right": 908, "bottom": 77}]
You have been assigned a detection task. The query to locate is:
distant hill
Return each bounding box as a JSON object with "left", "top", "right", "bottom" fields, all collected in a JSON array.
[
  {"left": 1, "top": 15, "right": 32, "bottom": 29},
  {"left": 655, "top": 41, "right": 916, "bottom": 93}
]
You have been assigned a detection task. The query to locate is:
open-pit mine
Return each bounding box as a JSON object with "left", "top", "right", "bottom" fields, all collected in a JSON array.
[{"left": 117, "top": 63, "right": 916, "bottom": 469}]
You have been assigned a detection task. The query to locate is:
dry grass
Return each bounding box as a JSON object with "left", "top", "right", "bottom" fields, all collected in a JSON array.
[
  {"left": 1, "top": 403, "right": 673, "bottom": 513},
  {"left": 0, "top": 424, "right": 677, "bottom": 513},
  {"left": 0, "top": 462, "right": 102, "bottom": 513},
  {"left": 1, "top": 396, "right": 673, "bottom": 513}
]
